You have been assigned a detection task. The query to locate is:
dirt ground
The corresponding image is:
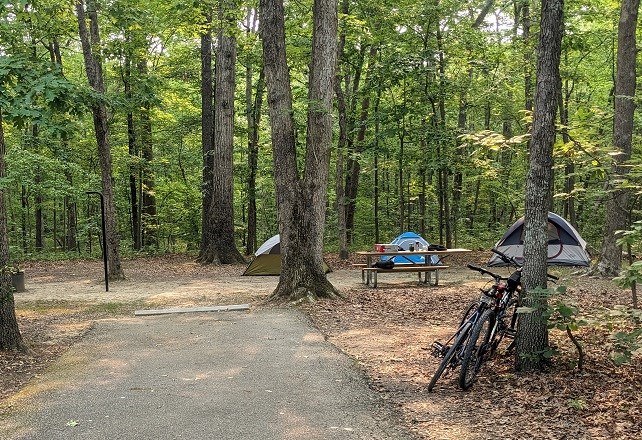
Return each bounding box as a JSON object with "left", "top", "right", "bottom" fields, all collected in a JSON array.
[{"left": 2, "top": 253, "right": 641, "bottom": 439}]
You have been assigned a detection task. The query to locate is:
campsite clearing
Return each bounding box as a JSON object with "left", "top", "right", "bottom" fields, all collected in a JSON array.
[{"left": 3, "top": 253, "right": 641, "bottom": 440}]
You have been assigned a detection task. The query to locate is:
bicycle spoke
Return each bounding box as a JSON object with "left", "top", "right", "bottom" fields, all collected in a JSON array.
[
  {"left": 459, "top": 309, "right": 494, "bottom": 390},
  {"left": 427, "top": 322, "right": 471, "bottom": 392}
]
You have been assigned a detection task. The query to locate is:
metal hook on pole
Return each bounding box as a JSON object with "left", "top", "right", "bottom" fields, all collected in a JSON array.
[{"left": 86, "top": 191, "right": 109, "bottom": 292}]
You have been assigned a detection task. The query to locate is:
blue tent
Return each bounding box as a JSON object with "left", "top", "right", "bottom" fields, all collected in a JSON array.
[{"left": 381, "top": 231, "right": 442, "bottom": 265}]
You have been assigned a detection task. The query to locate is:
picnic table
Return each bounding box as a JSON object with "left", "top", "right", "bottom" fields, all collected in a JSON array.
[{"left": 355, "top": 248, "right": 472, "bottom": 288}]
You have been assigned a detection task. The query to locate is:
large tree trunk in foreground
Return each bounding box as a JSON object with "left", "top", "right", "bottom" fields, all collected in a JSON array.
[
  {"left": 516, "top": 0, "right": 564, "bottom": 372},
  {"left": 260, "top": 0, "right": 340, "bottom": 301},
  {"left": 593, "top": 0, "right": 639, "bottom": 277},
  {"left": 0, "top": 109, "right": 26, "bottom": 352},
  {"left": 76, "top": 0, "right": 124, "bottom": 280}
]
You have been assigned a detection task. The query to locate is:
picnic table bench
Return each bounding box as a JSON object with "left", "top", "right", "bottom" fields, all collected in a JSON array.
[{"left": 355, "top": 248, "right": 471, "bottom": 288}]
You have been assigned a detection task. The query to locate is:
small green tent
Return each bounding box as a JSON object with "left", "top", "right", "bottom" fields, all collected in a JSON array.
[{"left": 243, "top": 234, "right": 331, "bottom": 275}]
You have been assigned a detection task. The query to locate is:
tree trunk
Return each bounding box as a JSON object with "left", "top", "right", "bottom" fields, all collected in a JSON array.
[
  {"left": 373, "top": 91, "right": 382, "bottom": 244},
  {"left": 125, "top": 55, "right": 141, "bottom": 250},
  {"left": 516, "top": 0, "right": 564, "bottom": 372},
  {"left": 594, "top": 0, "right": 639, "bottom": 276},
  {"left": 199, "top": 14, "right": 214, "bottom": 261},
  {"left": 260, "top": 0, "right": 340, "bottom": 301},
  {"left": 436, "top": 27, "right": 449, "bottom": 245},
  {"left": 0, "top": 108, "right": 26, "bottom": 352},
  {"left": 245, "top": 7, "right": 263, "bottom": 256},
  {"left": 48, "top": 39, "right": 78, "bottom": 252},
  {"left": 398, "top": 129, "right": 405, "bottom": 234},
  {"left": 335, "top": 73, "right": 349, "bottom": 259},
  {"left": 522, "top": 0, "right": 534, "bottom": 113},
  {"left": 451, "top": 4, "right": 493, "bottom": 246},
  {"left": 558, "top": 76, "right": 577, "bottom": 226},
  {"left": 64, "top": 169, "right": 78, "bottom": 251},
  {"left": 32, "top": 125, "right": 44, "bottom": 252},
  {"left": 344, "top": 45, "right": 378, "bottom": 244},
  {"left": 334, "top": 0, "right": 349, "bottom": 259},
  {"left": 245, "top": 66, "right": 264, "bottom": 256},
  {"left": 138, "top": 60, "right": 157, "bottom": 249},
  {"left": 200, "top": 9, "right": 245, "bottom": 265},
  {"left": 442, "top": 168, "right": 451, "bottom": 248},
  {"left": 20, "top": 185, "right": 27, "bottom": 252},
  {"left": 76, "top": 0, "right": 124, "bottom": 280}
]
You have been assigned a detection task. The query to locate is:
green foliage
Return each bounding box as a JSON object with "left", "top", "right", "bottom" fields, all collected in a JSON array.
[
  {"left": 542, "top": 286, "right": 588, "bottom": 333},
  {"left": 567, "top": 398, "right": 588, "bottom": 411},
  {"left": 519, "top": 286, "right": 587, "bottom": 369},
  {"left": 600, "top": 306, "right": 642, "bottom": 366},
  {"left": 611, "top": 327, "right": 642, "bottom": 366},
  {"left": 613, "top": 261, "right": 642, "bottom": 291},
  {"left": 0, "top": 0, "right": 634, "bottom": 263},
  {"left": 0, "top": 55, "right": 83, "bottom": 131}
]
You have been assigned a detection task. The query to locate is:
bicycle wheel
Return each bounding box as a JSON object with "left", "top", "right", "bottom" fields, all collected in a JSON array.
[
  {"left": 496, "top": 298, "right": 519, "bottom": 354},
  {"left": 458, "top": 309, "right": 495, "bottom": 390},
  {"left": 458, "top": 302, "right": 478, "bottom": 328},
  {"left": 427, "top": 322, "right": 471, "bottom": 392}
]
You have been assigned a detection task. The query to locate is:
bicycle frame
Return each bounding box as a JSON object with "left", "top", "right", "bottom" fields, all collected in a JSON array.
[
  {"left": 427, "top": 289, "right": 496, "bottom": 391},
  {"left": 429, "top": 248, "right": 559, "bottom": 391},
  {"left": 428, "top": 249, "right": 522, "bottom": 392}
]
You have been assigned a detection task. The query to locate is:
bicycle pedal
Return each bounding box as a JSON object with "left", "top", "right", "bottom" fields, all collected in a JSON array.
[{"left": 431, "top": 341, "right": 448, "bottom": 357}]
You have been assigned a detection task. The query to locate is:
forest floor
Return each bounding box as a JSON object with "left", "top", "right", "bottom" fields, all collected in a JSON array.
[{"left": 1, "top": 253, "right": 640, "bottom": 439}]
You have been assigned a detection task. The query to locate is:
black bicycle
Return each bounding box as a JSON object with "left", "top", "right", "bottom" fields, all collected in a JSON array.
[{"left": 428, "top": 249, "right": 556, "bottom": 391}]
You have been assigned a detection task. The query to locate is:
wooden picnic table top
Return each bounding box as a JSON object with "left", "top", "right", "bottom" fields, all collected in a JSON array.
[{"left": 355, "top": 248, "right": 472, "bottom": 257}]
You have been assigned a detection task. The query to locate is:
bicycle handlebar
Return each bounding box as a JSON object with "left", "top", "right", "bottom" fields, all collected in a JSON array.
[
  {"left": 490, "top": 248, "right": 559, "bottom": 281},
  {"left": 467, "top": 264, "right": 505, "bottom": 281},
  {"left": 468, "top": 262, "right": 558, "bottom": 283},
  {"left": 491, "top": 248, "right": 520, "bottom": 267}
]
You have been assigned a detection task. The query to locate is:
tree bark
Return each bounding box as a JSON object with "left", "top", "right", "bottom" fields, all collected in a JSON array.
[
  {"left": 522, "top": 0, "right": 534, "bottom": 113},
  {"left": 558, "top": 75, "right": 577, "bottom": 226},
  {"left": 246, "top": 66, "right": 264, "bottom": 256},
  {"left": 260, "top": 0, "right": 340, "bottom": 301},
  {"left": 516, "top": 0, "right": 564, "bottom": 372},
  {"left": 199, "top": 14, "right": 214, "bottom": 260},
  {"left": 124, "top": 55, "right": 141, "bottom": 250},
  {"left": 76, "top": 0, "right": 124, "bottom": 280},
  {"left": 334, "top": 0, "right": 349, "bottom": 259},
  {"left": 335, "top": 73, "right": 348, "bottom": 259},
  {"left": 64, "top": 169, "right": 78, "bottom": 251},
  {"left": 48, "top": 39, "right": 78, "bottom": 252},
  {"left": 138, "top": 60, "right": 157, "bottom": 249},
  {"left": 245, "top": 8, "right": 263, "bottom": 256},
  {"left": 0, "top": 108, "right": 27, "bottom": 352},
  {"left": 200, "top": 4, "right": 245, "bottom": 264},
  {"left": 30, "top": 122, "right": 44, "bottom": 253},
  {"left": 593, "top": 0, "right": 639, "bottom": 276},
  {"left": 344, "top": 45, "right": 378, "bottom": 244},
  {"left": 373, "top": 91, "right": 382, "bottom": 243},
  {"left": 452, "top": 2, "right": 494, "bottom": 246}
]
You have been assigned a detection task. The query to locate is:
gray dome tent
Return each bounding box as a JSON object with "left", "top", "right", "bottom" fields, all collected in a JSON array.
[
  {"left": 488, "top": 212, "right": 590, "bottom": 267},
  {"left": 243, "top": 234, "right": 331, "bottom": 275}
]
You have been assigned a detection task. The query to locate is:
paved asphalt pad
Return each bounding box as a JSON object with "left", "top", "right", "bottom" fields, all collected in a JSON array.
[{"left": 2, "top": 309, "right": 415, "bottom": 440}]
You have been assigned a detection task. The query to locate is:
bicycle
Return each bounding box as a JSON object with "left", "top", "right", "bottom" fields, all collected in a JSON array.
[{"left": 427, "top": 248, "right": 557, "bottom": 391}]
